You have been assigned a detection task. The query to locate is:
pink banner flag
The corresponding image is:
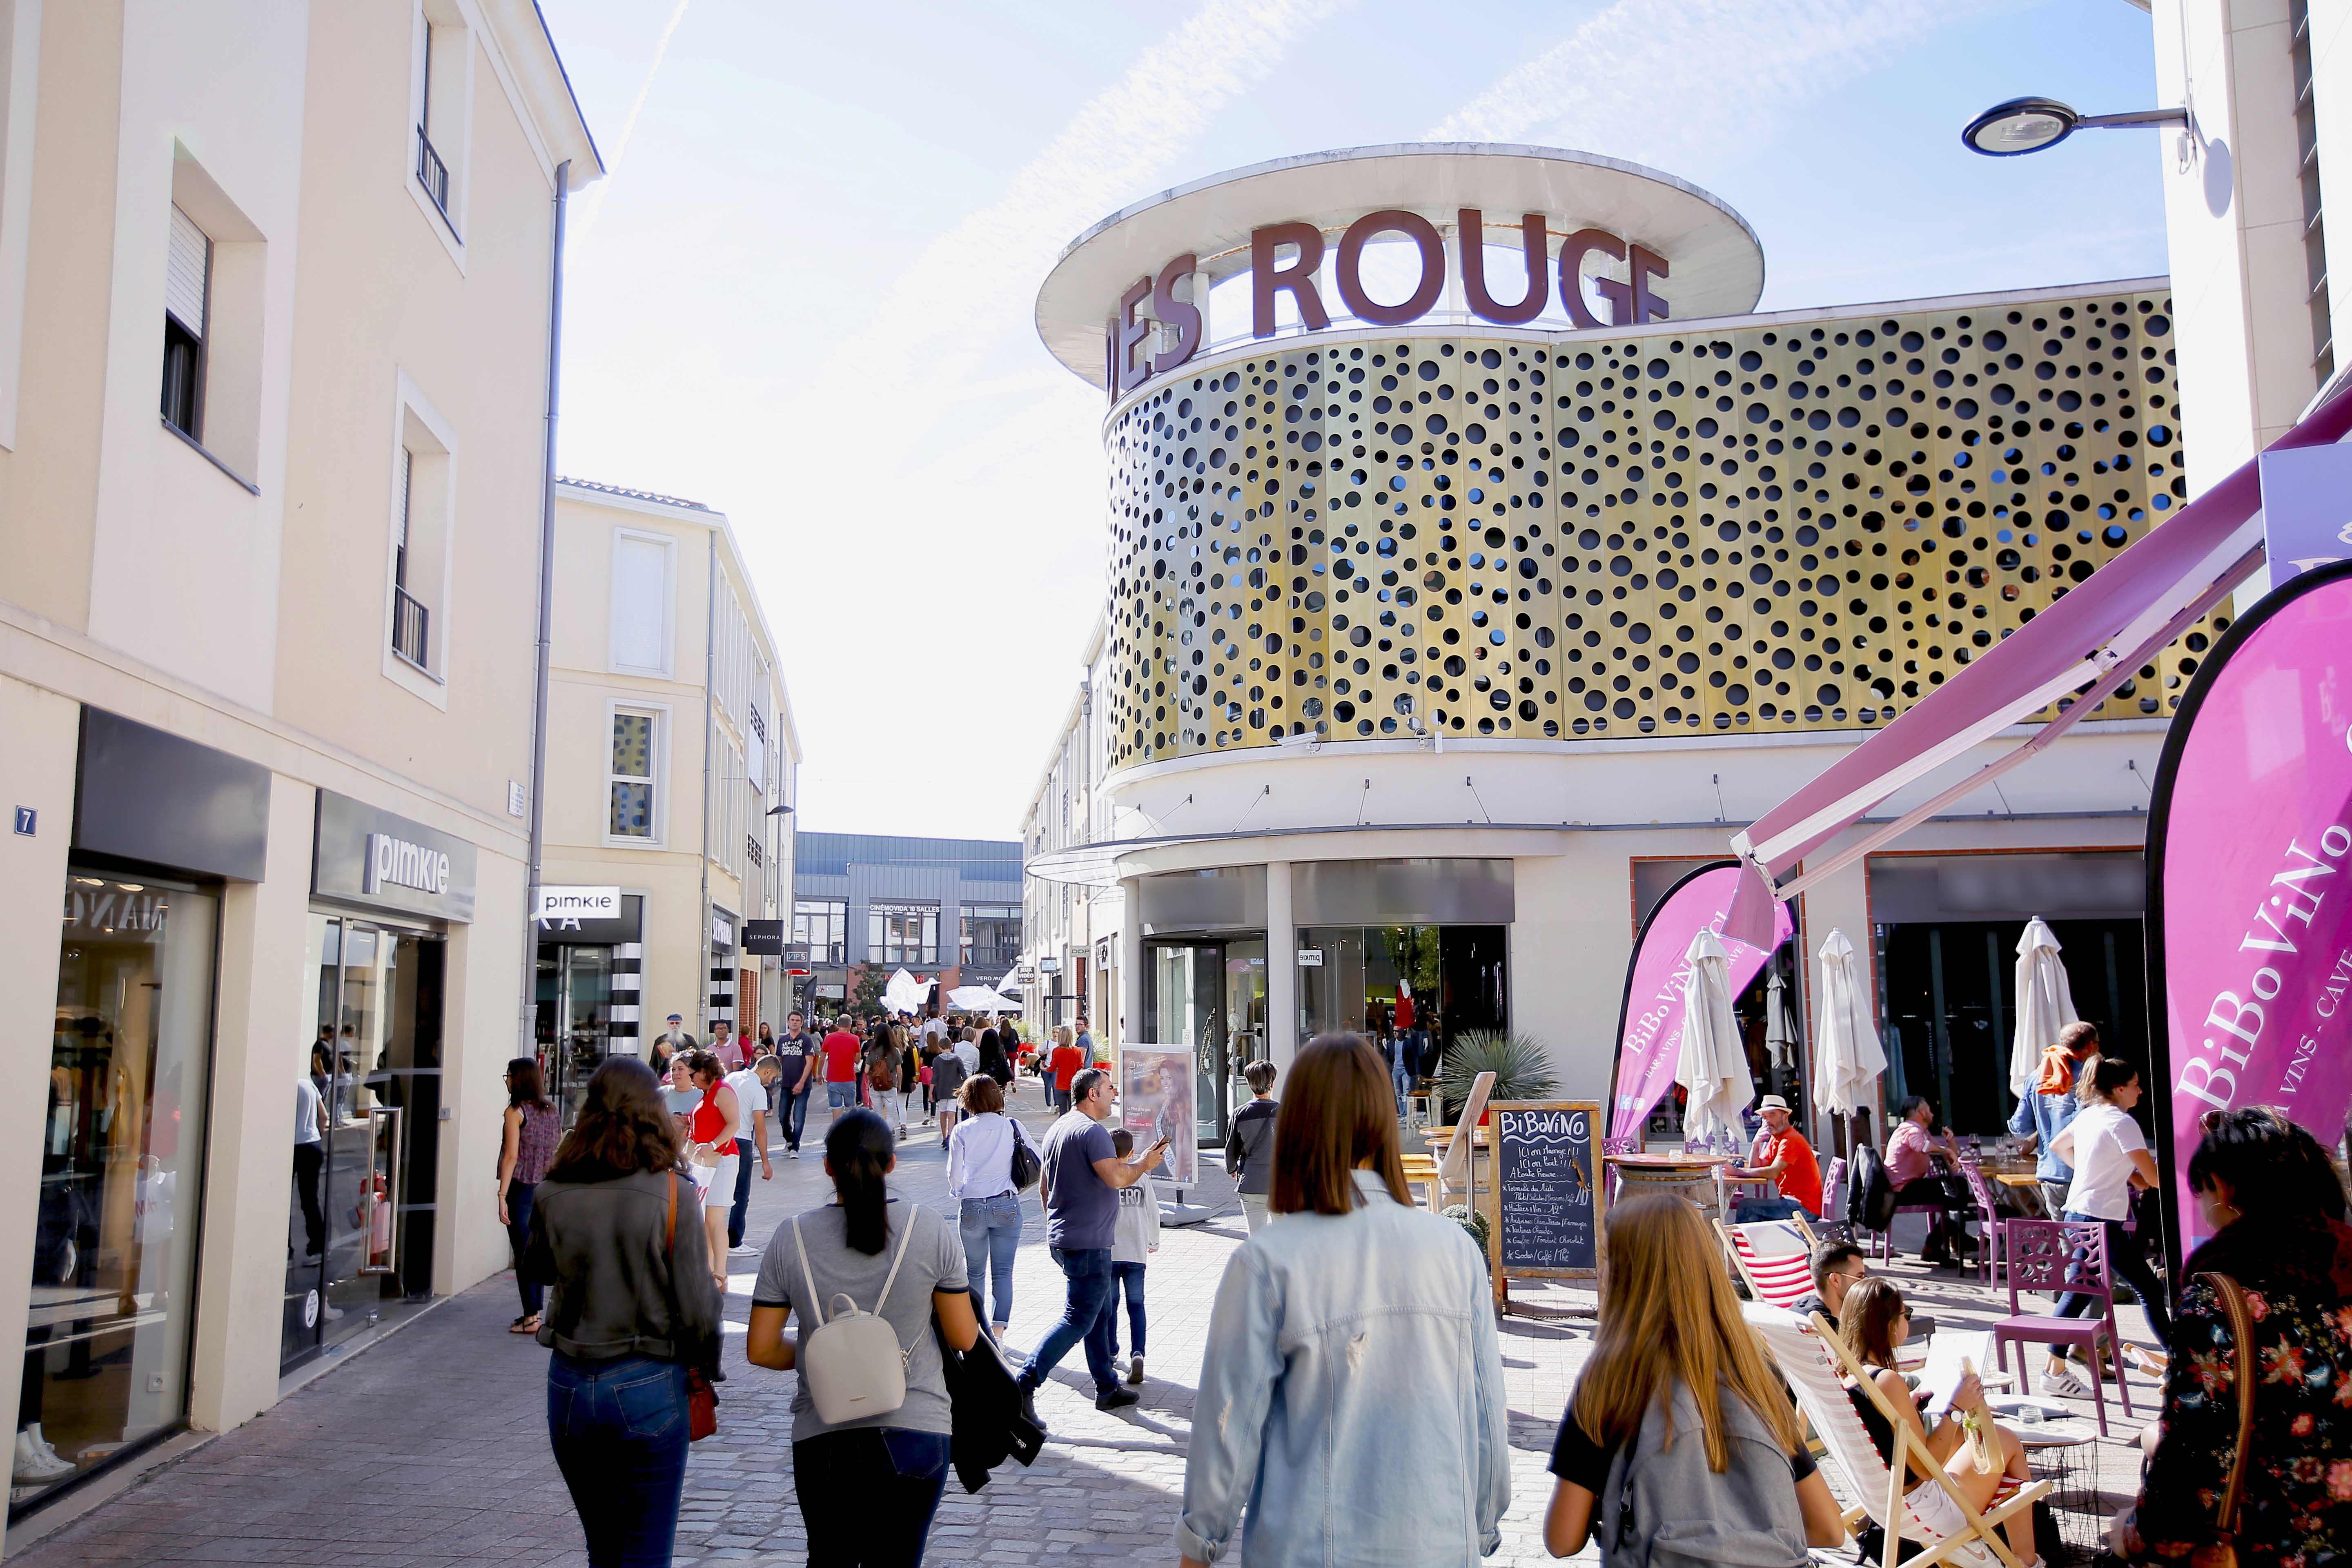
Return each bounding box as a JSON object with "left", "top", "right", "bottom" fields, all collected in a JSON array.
[
  {"left": 2149, "top": 562, "right": 2352, "bottom": 1265},
  {"left": 1609, "top": 862, "right": 1794, "bottom": 1144}
]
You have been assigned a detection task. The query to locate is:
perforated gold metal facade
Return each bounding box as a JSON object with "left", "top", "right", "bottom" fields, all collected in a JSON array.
[{"left": 1104, "top": 284, "right": 2204, "bottom": 768}]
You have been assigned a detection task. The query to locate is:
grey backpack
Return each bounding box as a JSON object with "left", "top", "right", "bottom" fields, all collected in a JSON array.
[{"left": 1597, "top": 1381, "right": 1809, "bottom": 1568}]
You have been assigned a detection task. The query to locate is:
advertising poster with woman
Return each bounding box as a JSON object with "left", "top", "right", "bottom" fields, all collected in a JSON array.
[{"left": 1121, "top": 1049, "right": 1196, "bottom": 1186}]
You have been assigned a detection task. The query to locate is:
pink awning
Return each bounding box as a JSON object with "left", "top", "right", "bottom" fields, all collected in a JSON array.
[{"left": 1723, "top": 382, "right": 2352, "bottom": 947}]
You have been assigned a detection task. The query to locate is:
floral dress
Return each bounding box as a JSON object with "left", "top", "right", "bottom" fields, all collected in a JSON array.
[{"left": 2131, "top": 1214, "right": 2352, "bottom": 1567}]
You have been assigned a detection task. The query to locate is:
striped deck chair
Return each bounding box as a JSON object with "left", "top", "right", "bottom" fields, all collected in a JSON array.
[
  {"left": 1715, "top": 1216, "right": 1820, "bottom": 1309},
  {"left": 1746, "top": 1305, "right": 2048, "bottom": 1568}
]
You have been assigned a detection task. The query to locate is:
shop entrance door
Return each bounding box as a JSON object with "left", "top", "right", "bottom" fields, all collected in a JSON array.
[
  {"left": 283, "top": 914, "right": 444, "bottom": 1371},
  {"left": 1145, "top": 938, "right": 1266, "bottom": 1147},
  {"left": 536, "top": 944, "right": 613, "bottom": 1127}
]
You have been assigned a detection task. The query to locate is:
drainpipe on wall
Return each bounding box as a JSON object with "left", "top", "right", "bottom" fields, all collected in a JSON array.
[
  {"left": 520, "top": 158, "right": 570, "bottom": 1053},
  {"left": 698, "top": 531, "right": 715, "bottom": 1035}
]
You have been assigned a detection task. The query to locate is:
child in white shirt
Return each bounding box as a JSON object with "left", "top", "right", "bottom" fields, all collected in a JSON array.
[{"left": 1107, "top": 1128, "right": 1160, "bottom": 1385}]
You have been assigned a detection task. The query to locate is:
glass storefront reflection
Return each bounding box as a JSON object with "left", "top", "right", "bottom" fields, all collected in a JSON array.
[
  {"left": 19, "top": 872, "right": 217, "bottom": 1510},
  {"left": 1296, "top": 924, "right": 1508, "bottom": 1072},
  {"left": 283, "top": 913, "right": 443, "bottom": 1371}
]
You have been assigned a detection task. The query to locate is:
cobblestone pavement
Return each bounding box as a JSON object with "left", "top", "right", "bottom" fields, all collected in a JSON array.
[{"left": 15, "top": 1082, "right": 2160, "bottom": 1566}]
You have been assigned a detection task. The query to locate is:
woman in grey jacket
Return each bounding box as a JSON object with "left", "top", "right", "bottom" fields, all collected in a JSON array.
[
  {"left": 1180, "top": 1036, "right": 1510, "bottom": 1566},
  {"left": 524, "top": 1058, "right": 722, "bottom": 1568}
]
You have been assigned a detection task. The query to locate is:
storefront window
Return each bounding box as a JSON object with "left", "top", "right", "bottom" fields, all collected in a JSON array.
[
  {"left": 21, "top": 870, "right": 218, "bottom": 1513},
  {"left": 867, "top": 902, "right": 937, "bottom": 965},
  {"left": 793, "top": 899, "right": 848, "bottom": 964},
  {"left": 1296, "top": 924, "right": 1506, "bottom": 1069}
]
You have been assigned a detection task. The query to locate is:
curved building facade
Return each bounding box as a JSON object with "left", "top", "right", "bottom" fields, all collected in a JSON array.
[{"left": 1025, "top": 146, "right": 2198, "bottom": 1143}]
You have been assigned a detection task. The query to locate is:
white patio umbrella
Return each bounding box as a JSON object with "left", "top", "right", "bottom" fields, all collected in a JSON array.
[
  {"left": 2009, "top": 917, "right": 2079, "bottom": 1098},
  {"left": 882, "top": 967, "right": 927, "bottom": 1015},
  {"left": 1764, "top": 968, "right": 1796, "bottom": 1070},
  {"left": 1811, "top": 928, "right": 1888, "bottom": 1120},
  {"left": 1674, "top": 928, "right": 1753, "bottom": 1145},
  {"left": 947, "top": 984, "right": 1021, "bottom": 1012}
]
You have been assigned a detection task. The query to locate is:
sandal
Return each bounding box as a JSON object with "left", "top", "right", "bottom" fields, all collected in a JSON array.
[{"left": 510, "top": 1314, "right": 540, "bottom": 1334}]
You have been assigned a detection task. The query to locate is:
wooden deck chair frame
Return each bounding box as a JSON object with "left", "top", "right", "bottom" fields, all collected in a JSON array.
[
  {"left": 1714, "top": 1214, "right": 1819, "bottom": 1307},
  {"left": 1434, "top": 1071, "right": 1497, "bottom": 1213},
  {"left": 1749, "top": 1305, "right": 2049, "bottom": 1568}
]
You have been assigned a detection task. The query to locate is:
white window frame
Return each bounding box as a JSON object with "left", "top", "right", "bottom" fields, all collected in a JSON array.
[
  {"left": 607, "top": 526, "right": 677, "bottom": 676},
  {"left": 0, "top": 0, "right": 41, "bottom": 451},
  {"left": 604, "top": 698, "right": 669, "bottom": 849},
  {"left": 406, "top": 0, "right": 474, "bottom": 270},
  {"left": 381, "top": 371, "right": 457, "bottom": 706}
]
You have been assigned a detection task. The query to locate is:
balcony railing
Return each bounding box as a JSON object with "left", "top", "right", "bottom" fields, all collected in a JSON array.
[
  {"left": 415, "top": 126, "right": 454, "bottom": 230},
  {"left": 392, "top": 585, "right": 430, "bottom": 670}
]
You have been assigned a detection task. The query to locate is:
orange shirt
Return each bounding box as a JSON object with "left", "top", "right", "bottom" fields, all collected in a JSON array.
[
  {"left": 1753, "top": 1127, "right": 1823, "bottom": 1214},
  {"left": 1049, "top": 1044, "right": 1084, "bottom": 1090}
]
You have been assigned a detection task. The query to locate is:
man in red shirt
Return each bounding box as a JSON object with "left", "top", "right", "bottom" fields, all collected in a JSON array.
[
  {"left": 820, "top": 1018, "right": 864, "bottom": 1125},
  {"left": 1728, "top": 1095, "right": 1824, "bottom": 1222},
  {"left": 1047, "top": 1033, "right": 1085, "bottom": 1112}
]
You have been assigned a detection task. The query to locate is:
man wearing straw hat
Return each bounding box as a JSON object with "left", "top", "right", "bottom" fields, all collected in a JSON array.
[{"left": 1727, "top": 1095, "right": 1824, "bottom": 1223}]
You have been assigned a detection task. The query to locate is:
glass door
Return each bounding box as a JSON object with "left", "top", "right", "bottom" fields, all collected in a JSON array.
[
  {"left": 535, "top": 946, "right": 612, "bottom": 1127},
  {"left": 284, "top": 915, "right": 443, "bottom": 1370}
]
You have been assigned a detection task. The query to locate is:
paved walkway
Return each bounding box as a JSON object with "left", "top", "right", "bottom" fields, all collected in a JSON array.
[{"left": 14, "top": 1085, "right": 2158, "bottom": 1566}]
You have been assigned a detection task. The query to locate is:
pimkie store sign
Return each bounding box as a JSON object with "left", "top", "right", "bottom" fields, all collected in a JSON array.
[{"left": 1108, "top": 208, "right": 1672, "bottom": 401}]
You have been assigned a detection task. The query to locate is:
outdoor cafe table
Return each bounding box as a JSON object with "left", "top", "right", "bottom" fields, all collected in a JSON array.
[{"left": 1605, "top": 1152, "right": 1733, "bottom": 1218}]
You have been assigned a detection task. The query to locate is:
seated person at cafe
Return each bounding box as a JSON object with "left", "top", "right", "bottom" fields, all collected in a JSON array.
[
  {"left": 1727, "top": 1095, "right": 1823, "bottom": 1222},
  {"left": 1886, "top": 1096, "right": 1978, "bottom": 1267},
  {"left": 1788, "top": 1240, "right": 1868, "bottom": 1330}
]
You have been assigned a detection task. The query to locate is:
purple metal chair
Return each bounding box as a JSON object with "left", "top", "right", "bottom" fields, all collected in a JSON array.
[
  {"left": 1816, "top": 1155, "right": 1852, "bottom": 1241},
  {"left": 1877, "top": 1184, "right": 1953, "bottom": 1263},
  {"left": 1601, "top": 1135, "right": 1641, "bottom": 1200},
  {"left": 1991, "top": 1218, "right": 2135, "bottom": 1435},
  {"left": 1956, "top": 1157, "right": 2012, "bottom": 1285}
]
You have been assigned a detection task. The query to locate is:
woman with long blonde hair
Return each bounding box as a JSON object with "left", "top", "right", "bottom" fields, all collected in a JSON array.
[{"left": 1544, "top": 1193, "right": 1846, "bottom": 1559}]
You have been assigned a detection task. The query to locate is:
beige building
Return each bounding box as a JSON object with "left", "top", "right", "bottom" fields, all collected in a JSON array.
[
  {"left": 0, "top": 0, "right": 597, "bottom": 1537},
  {"left": 536, "top": 479, "right": 799, "bottom": 1107}
]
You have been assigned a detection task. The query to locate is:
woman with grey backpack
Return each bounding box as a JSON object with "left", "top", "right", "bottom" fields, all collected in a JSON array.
[{"left": 746, "top": 1108, "right": 980, "bottom": 1566}]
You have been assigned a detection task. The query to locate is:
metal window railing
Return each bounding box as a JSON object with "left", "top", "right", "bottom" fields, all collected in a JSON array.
[
  {"left": 415, "top": 126, "right": 454, "bottom": 231},
  {"left": 392, "top": 584, "right": 430, "bottom": 670}
]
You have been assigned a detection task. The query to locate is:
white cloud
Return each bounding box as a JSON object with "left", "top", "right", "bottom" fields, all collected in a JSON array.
[{"left": 1428, "top": 0, "right": 2023, "bottom": 168}]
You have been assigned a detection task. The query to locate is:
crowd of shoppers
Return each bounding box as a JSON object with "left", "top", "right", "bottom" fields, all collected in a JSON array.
[{"left": 523, "top": 994, "right": 2352, "bottom": 1568}]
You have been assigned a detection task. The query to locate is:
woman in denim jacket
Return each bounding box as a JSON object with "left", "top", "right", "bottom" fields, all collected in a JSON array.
[{"left": 1178, "top": 1035, "right": 1510, "bottom": 1565}]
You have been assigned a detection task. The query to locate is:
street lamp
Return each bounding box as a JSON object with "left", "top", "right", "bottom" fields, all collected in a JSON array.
[{"left": 1960, "top": 96, "right": 2185, "bottom": 157}]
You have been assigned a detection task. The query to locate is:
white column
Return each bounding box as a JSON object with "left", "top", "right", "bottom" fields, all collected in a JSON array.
[
  {"left": 1266, "top": 859, "right": 1296, "bottom": 1075},
  {"left": 1117, "top": 875, "right": 1143, "bottom": 1051}
]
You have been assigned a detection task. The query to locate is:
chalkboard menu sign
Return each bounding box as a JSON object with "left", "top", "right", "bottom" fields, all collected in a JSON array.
[{"left": 1481, "top": 1101, "right": 1604, "bottom": 1292}]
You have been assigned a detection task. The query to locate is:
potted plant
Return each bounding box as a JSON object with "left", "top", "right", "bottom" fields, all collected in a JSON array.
[{"left": 1438, "top": 1030, "right": 1559, "bottom": 1126}]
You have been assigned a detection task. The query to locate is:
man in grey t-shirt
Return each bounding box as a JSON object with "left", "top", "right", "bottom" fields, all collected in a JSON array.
[{"left": 1018, "top": 1068, "right": 1164, "bottom": 1419}]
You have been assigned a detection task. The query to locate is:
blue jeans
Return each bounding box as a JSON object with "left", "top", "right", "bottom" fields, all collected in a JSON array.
[
  {"left": 505, "top": 1180, "right": 542, "bottom": 1316},
  {"left": 1106, "top": 1260, "right": 1147, "bottom": 1359},
  {"left": 1731, "top": 1196, "right": 1816, "bottom": 1224},
  {"left": 1022, "top": 1246, "right": 1117, "bottom": 1395},
  {"left": 792, "top": 1427, "right": 951, "bottom": 1567},
  {"left": 728, "top": 1137, "right": 755, "bottom": 1248},
  {"left": 546, "top": 1354, "right": 690, "bottom": 1568},
  {"left": 2052, "top": 1213, "right": 2173, "bottom": 1350},
  {"left": 959, "top": 1192, "right": 1022, "bottom": 1326},
  {"left": 826, "top": 1080, "right": 857, "bottom": 1109},
  {"left": 782, "top": 1081, "right": 812, "bottom": 1149},
  {"left": 1392, "top": 1065, "right": 1413, "bottom": 1113}
]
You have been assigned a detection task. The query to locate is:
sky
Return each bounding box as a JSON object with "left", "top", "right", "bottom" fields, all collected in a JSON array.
[{"left": 537, "top": 0, "right": 2171, "bottom": 844}]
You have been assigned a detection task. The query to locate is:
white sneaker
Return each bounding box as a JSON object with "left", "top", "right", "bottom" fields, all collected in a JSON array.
[
  {"left": 12, "top": 1431, "right": 72, "bottom": 1483},
  {"left": 728, "top": 1244, "right": 759, "bottom": 1257},
  {"left": 789, "top": 1148, "right": 801, "bottom": 1159},
  {"left": 25, "top": 1425, "right": 62, "bottom": 1466},
  {"left": 2040, "top": 1365, "right": 2091, "bottom": 1399}
]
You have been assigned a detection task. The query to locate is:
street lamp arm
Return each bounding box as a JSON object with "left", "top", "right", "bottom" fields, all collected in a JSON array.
[{"left": 2073, "top": 107, "right": 2188, "bottom": 131}]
